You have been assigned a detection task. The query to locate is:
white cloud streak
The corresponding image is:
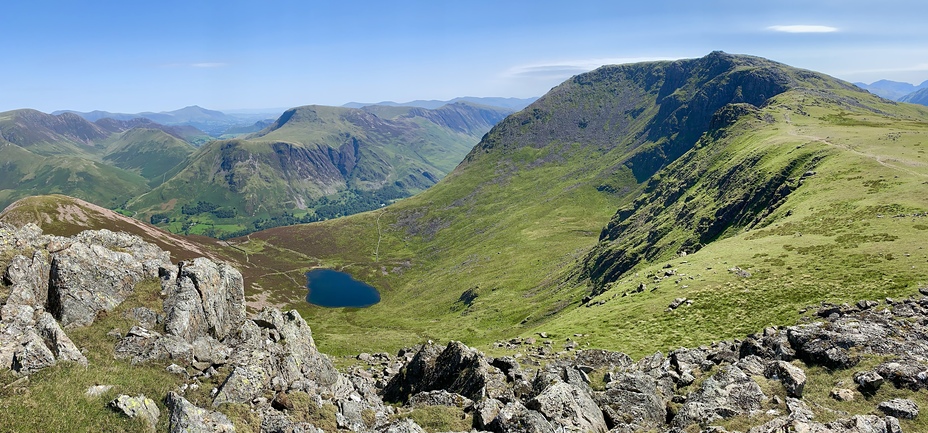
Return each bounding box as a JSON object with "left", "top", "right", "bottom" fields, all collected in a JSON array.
[
  {"left": 768, "top": 25, "right": 838, "bottom": 33},
  {"left": 190, "top": 62, "right": 228, "bottom": 68},
  {"left": 506, "top": 57, "right": 681, "bottom": 79}
]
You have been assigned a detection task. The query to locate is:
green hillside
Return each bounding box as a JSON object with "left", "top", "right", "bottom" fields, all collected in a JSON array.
[
  {"left": 0, "top": 111, "right": 203, "bottom": 210},
  {"left": 103, "top": 127, "right": 196, "bottom": 186},
  {"left": 229, "top": 52, "right": 928, "bottom": 357},
  {"left": 126, "top": 103, "right": 511, "bottom": 237},
  {"left": 0, "top": 143, "right": 150, "bottom": 210},
  {"left": 0, "top": 109, "right": 107, "bottom": 157}
]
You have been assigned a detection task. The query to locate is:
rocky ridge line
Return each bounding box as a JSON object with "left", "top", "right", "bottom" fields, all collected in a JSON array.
[{"left": 1, "top": 222, "right": 926, "bottom": 432}]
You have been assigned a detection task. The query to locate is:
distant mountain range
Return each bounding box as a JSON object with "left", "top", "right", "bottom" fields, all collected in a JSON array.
[
  {"left": 2, "top": 99, "right": 516, "bottom": 237},
  {"left": 53, "top": 105, "right": 282, "bottom": 137},
  {"left": 343, "top": 96, "right": 537, "bottom": 111},
  {"left": 854, "top": 79, "right": 928, "bottom": 102}
]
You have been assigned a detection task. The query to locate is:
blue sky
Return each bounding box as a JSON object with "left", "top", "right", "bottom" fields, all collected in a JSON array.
[{"left": 4, "top": 0, "right": 927, "bottom": 113}]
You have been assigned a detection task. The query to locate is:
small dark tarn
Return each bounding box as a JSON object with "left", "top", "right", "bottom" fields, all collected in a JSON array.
[{"left": 305, "top": 269, "right": 380, "bottom": 308}]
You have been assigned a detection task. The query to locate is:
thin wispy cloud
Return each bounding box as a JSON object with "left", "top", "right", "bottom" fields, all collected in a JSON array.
[
  {"left": 842, "top": 63, "right": 928, "bottom": 75},
  {"left": 159, "top": 62, "right": 229, "bottom": 69},
  {"left": 768, "top": 25, "right": 838, "bottom": 33},
  {"left": 191, "top": 62, "right": 228, "bottom": 68},
  {"left": 506, "top": 57, "right": 680, "bottom": 79}
]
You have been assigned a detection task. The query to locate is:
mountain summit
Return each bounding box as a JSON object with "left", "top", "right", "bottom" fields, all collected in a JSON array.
[{"left": 219, "top": 52, "right": 928, "bottom": 357}]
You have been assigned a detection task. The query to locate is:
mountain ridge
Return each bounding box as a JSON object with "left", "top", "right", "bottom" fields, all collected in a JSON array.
[{"left": 343, "top": 96, "right": 538, "bottom": 111}]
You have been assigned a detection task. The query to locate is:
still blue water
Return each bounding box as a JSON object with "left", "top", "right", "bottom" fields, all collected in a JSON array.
[{"left": 305, "top": 269, "right": 381, "bottom": 308}]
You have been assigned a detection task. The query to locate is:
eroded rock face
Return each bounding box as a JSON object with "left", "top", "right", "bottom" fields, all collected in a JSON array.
[
  {"left": 47, "top": 229, "right": 170, "bottom": 328},
  {"left": 595, "top": 371, "right": 666, "bottom": 433},
  {"left": 36, "top": 312, "right": 87, "bottom": 365},
  {"left": 672, "top": 365, "right": 766, "bottom": 428},
  {"left": 163, "top": 258, "right": 245, "bottom": 342},
  {"left": 487, "top": 401, "right": 556, "bottom": 433},
  {"left": 165, "top": 391, "right": 236, "bottom": 433},
  {"left": 766, "top": 360, "right": 807, "bottom": 398},
  {"left": 383, "top": 341, "right": 512, "bottom": 404},
  {"left": 526, "top": 381, "right": 607, "bottom": 433}
]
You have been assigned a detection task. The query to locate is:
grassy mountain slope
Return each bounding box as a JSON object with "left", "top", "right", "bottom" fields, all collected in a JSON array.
[
  {"left": 547, "top": 87, "right": 928, "bottom": 356},
  {"left": 0, "top": 141, "right": 150, "bottom": 211},
  {"left": 102, "top": 127, "right": 195, "bottom": 186},
  {"left": 228, "top": 52, "right": 896, "bottom": 355},
  {"left": 0, "top": 111, "right": 205, "bottom": 209},
  {"left": 126, "top": 103, "right": 510, "bottom": 237},
  {"left": 0, "top": 195, "right": 228, "bottom": 263},
  {"left": 344, "top": 96, "right": 537, "bottom": 111},
  {"left": 0, "top": 109, "right": 108, "bottom": 157},
  {"left": 95, "top": 117, "right": 212, "bottom": 146}
]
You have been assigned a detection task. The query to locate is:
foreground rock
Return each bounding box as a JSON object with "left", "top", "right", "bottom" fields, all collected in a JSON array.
[
  {"left": 166, "top": 392, "right": 235, "bottom": 433},
  {"left": 49, "top": 230, "right": 169, "bottom": 327},
  {"left": 1, "top": 224, "right": 162, "bottom": 374},
  {"left": 6, "top": 221, "right": 928, "bottom": 432},
  {"left": 109, "top": 394, "right": 160, "bottom": 432}
]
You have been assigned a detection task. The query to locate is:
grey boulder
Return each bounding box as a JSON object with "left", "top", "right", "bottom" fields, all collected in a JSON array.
[
  {"left": 166, "top": 391, "right": 235, "bottom": 433},
  {"left": 110, "top": 394, "right": 160, "bottom": 431}
]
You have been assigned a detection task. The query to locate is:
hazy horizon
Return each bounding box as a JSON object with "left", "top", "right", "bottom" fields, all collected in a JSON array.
[{"left": 4, "top": 0, "right": 927, "bottom": 113}]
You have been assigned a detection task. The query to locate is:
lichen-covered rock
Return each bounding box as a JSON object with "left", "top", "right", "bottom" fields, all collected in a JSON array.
[
  {"left": 747, "top": 414, "right": 903, "bottom": 433},
  {"left": 4, "top": 251, "right": 49, "bottom": 307},
  {"left": 765, "top": 360, "right": 806, "bottom": 398},
  {"left": 48, "top": 242, "right": 147, "bottom": 327},
  {"left": 11, "top": 330, "right": 56, "bottom": 374},
  {"left": 408, "top": 389, "right": 474, "bottom": 410},
  {"left": 382, "top": 418, "right": 426, "bottom": 433},
  {"left": 854, "top": 370, "right": 885, "bottom": 394},
  {"left": 212, "top": 364, "right": 269, "bottom": 406},
  {"left": 525, "top": 381, "right": 607, "bottom": 433},
  {"left": 875, "top": 360, "right": 928, "bottom": 390},
  {"left": 36, "top": 312, "right": 86, "bottom": 365},
  {"left": 487, "top": 401, "right": 556, "bottom": 433},
  {"left": 474, "top": 398, "right": 504, "bottom": 429},
  {"left": 595, "top": 371, "right": 666, "bottom": 433},
  {"left": 72, "top": 229, "right": 169, "bottom": 277},
  {"left": 166, "top": 391, "right": 236, "bottom": 433},
  {"left": 163, "top": 258, "right": 245, "bottom": 342},
  {"left": 260, "top": 410, "right": 324, "bottom": 433},
  {"left": 786, "top": 322, "right": 863, "bottom": 369},
  {"left": 878, "top": 398, "right": 919, "bottom": 419},
  {"left": 110, "top": 394, "right": 160, "bottom": 432},
  {"left": 383, "top": 341, "right": 511, "bottom": 404},
  {"left": 672, "top": 365, "right": 766, "bottom": 428}
]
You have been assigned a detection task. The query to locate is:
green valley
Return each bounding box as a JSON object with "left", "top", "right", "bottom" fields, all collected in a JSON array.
[{"left": 212, "top": 52, "right": 928, "bottom": 358}]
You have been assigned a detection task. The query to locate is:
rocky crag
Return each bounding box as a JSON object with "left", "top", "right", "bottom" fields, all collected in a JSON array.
[{"left": 2, "top": 222, "right": 927, "bottom": 432}]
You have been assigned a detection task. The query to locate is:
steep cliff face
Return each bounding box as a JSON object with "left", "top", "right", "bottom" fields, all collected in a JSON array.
[{"left": 462, "top": 52, "right": 850, "bottom": 183}]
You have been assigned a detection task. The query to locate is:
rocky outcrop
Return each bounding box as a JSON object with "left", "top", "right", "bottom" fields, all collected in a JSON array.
[
  {"left": 594, "top": 371, "right": 666, "bottom": 433},
  {"left": 48, "top": 230, "right": 169, "bottom": 327},
  {"left": 671, "top": 365, "right": 766, "bottom": 428},
  {"left": 526, "top": 381, "right": 607, "bottom": 433},
  {"left": 165, "top": 391, "right": 235, "bottom": 433},
  {"left": 1, "top": 224, "right": 164, "bottom": 374},
  {"left": 383, "top": 340, "right": 512, "bottom": 404},
  {"left": 7, "top": 221, "right": 928, "bottom": 432},
  {"left": 162, "top": 258, "right": 245, "bottom": 342}
]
